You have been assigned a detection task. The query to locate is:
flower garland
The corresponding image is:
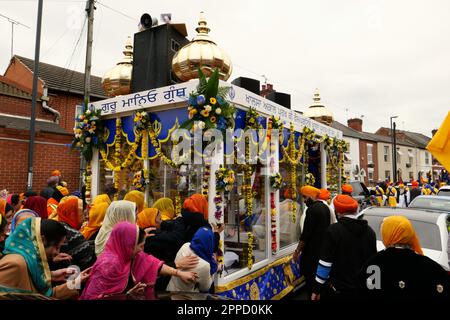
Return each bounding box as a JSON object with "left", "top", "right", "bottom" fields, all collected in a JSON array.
[
  {"left": 270, "top": 192, "right": 277, "bottom": 254},
  {"left": 100, "top": 132, "right": 141, "bottom": 172},
  {"left": 247, "top": 232, "right": 254, "bottom": 270},
  {"left": 84, "top": 163, "right": 92, "bottom": 205},
  {"left": 269, "top": 115, "right": 283, "bottom": 130},
  {"left": 148, "top": 120, "right": 180, "bottom": 169},
  {"left": 215, "top": 167, "right": 235, "bottom": 192},
  {"left": 114, "top": 118, "right": 122, "bottom": 193},
  {"left": 72, "top": 108, "right": 105, "bottom": 162},
  {"left": 181, "top": 68, "right": 236, "bottom": 131},
  {"left": 246, "top": 107, "right": 262, "bottom": 130},
  {"left": 217, "top": 240, "right": 224, "bottom": 274},
  {"left": 202, "top": 160, "right": 211, "bottom": 198}
]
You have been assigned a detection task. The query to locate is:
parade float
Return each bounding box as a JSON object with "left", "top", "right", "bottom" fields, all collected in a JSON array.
[{"left": 73, "top": 13, "right": 347, "bottom": 300}]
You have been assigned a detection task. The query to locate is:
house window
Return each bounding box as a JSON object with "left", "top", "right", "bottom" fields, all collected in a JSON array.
[
  {"left": 368, "top": 168, "right": 374, "bottom": 183},
  {"left": 367, "top": 144, "right": 373, "bottom": 164},
  {"left": 407, "top": 149, "right": 413, "bottom": 167},
  {"left": 396, "top": 148, "right": 402, "bottom": 163},
  {"left": 384, "top": 146, "right": 389, "bottom": 162},
  {"left": 425, "top": 152, "right": 430, "bottom": 165},
  {"left": 385, "top": 170, "right": 390, "bottom": 180}
]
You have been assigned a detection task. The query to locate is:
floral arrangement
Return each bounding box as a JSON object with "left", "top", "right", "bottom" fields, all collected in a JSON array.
[
  {"left": 270, "top": 192, "right": 277, "bottom": 254},
  {"left": 270, "top": 172, "right": 282, "bottom": 190},
  {"left": 217, "top": 240, "right": 224, "bottom": 274},
  {"left": 148, "top": 120, "right": 179, "bottom": 168},
  {"left": 134, "top": 110, "right": 152, "bottom": 133},
  {"left": 305, "top": 173, "right": 316, "bottom": 186},
  {"left": 215, "top": 166, "right": 235, "bottom": 193},
  {"left": 247, "top": 232, "right": 254, "bottom": 270},
  {"left": 246, "top": 107, "right": 262, "bottom": 130},
  {"left": 132, "top": 169, "right": 149, "bottom": 191},
  {"left": 175, "top": 195, "right": 182, "bottom": 217},
  {"left": 269, "top": 115, "right": 283, "bottom": 130},
  {"left": 181, "top": 68, "right": 235, "bottom": 131},
  {"left": 72, "top": 108, "right": 105, "bottom": 162}
]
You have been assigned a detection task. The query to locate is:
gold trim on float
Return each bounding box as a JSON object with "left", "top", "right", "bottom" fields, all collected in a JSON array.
[{"left": 215, "top": 256, "right": 292, "bottom": 293}]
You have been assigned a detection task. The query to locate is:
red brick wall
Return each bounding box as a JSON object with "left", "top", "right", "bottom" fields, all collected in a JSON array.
[
  {"left": 0, "top": 94, "right": 54, "bottom": 121},
  {"left": 48, "top": 92, "right": 81, "bottom": 133},
  {"left": 0, "top": 129, "right": 80, "bottom": 194},
  {"left": 4, "top": 57, "right": 45, "bottom": 96}
]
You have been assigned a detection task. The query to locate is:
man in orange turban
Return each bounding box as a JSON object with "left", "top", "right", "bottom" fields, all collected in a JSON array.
[
  {"left": 341, "top": 184, "right": 353, "bottom": 195},
  {"left": 318, "top": 189, "right": 337, "bottom": 225},
  {"left": 311, "top": 194, "right": 377, "bottom": 300},
  {"left": 295, "top": 185, "right": 332, "bottom": 298}
]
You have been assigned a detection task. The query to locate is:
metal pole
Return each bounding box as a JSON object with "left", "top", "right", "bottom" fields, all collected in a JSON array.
[
  {"left": 26, "top": 0, "right": 44, "bottom": 191},
  {"left": 393, "top": 122, "right": 397, "bottom": 183},
  {"left": 79, "top": 0, "right": 95, "bottom": 191},
  {"left": 390, "top": 118, "right": 393, "bottom": 181}
]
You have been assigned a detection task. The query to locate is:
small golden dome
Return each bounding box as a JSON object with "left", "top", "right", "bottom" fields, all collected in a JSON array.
[
  {"left": 172, "top": 12, "right": 232, "bottom": 82},
  {"left": 303, "top": 88, "right": 334, "bottom": 126},
  {"left": 102, "top": 36, "right": 133, "bottom": 97}
]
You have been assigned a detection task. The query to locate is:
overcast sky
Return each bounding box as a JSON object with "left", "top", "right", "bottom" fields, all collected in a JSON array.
[{"left": 1, "top": 0, "right": 449, "bottom": 137}]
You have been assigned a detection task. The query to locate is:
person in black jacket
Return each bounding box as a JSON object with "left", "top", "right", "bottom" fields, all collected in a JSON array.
[
  {"left": 144, "top": 194, "right": 223, "bottom": 291},
  {"left": 409, "top": 180, "right": 422, "bottom": 203},
  {"left": 293, "top": 186, "right": 331, "bottom": 297},
  {"left": 357, "top": 215, "right": 449, "bottom": 300},
  {"left": 311, "top": 195, "right": 377, "bottom": 300}
]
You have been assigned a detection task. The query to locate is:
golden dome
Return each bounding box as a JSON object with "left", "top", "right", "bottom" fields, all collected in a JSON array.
[
  {"left": 303, "top": 89, "right": 334, "bottom": 126},
  {"left": 172, "top": 12, "right": 232, "bottom": 82},
  {"left": 102, "top": 36, "right": 133, "bottom": 97}
]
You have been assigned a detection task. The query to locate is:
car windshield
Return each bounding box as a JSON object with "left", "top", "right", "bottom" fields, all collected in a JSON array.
[
  {"left": 351, "top": 182, "right": 364, "bottom": 196},
  {"left": 364, "top": 215, "right": 442, "bottom": 251},
  {"left": 409, "top": 197, "right": 450, "bottom": 211},
  {"left": 437, "top": 189, "right": 450, "bottom": 197}
]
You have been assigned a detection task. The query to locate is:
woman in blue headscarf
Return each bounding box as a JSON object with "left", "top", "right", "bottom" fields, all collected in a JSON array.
[
  {"left": 166, "top": 227, "right": 217, "bottom": 293},
  {"left": 0, "top": 217, "right": 90, "bottom": 299}
]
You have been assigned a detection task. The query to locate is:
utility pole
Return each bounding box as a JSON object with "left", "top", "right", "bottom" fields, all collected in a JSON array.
[
  {"left": 79, "top": 0, "right": 95, "bottom": 190},
  {"left": 26, "top": 0, "right": 43, "bottom": 191},
  {"left": 393, "top": 121, "right": 398, "bottom": 183}
]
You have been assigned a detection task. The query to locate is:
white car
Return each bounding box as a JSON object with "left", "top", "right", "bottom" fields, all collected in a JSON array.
[
  {"left": 361, "top": 207, "right": 450, "bottom": 271},
  {"left": 438, "top": 186, "right": 450, "bottom": 197}
]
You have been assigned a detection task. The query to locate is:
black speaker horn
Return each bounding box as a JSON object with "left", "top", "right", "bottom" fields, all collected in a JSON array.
[{"left": 139, "top": 13, "right": 158, "bottom": 31}]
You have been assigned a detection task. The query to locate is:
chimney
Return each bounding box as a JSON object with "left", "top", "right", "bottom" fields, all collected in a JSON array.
[
  {"left": 348, "top": 118, "right": 363, "bottom": 132},
  {"left": 260, "top": 83, "right": 275, "bottom": 98},
  {"left": 432, "top": 129, "right": 438, "bottom": 136}
]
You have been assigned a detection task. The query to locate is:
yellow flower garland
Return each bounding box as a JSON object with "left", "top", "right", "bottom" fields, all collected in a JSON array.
[
  {"left": 148, "top": 123, "right": 179, "bottom": 169},
  {"left": 247, "top": 232, "right": 254, "bottom": 270}
]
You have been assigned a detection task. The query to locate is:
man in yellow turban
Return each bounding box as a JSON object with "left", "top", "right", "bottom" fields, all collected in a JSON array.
[
  {"left": 358, "top": 216, "right": 449, "bottom": 299},
  {"left": 152, "top": 198, "right": 175, "bottom": 221},
  {"left": 294, "top": 185, "right": 332, "bottom": 298}
]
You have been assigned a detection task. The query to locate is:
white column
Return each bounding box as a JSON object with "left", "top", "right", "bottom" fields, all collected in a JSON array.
[
  {"left": 320, "top": 142, "right": 327, "bottom": 189},
  {"left": 90, "top": 147, "right": 99, "bottom": 200}
]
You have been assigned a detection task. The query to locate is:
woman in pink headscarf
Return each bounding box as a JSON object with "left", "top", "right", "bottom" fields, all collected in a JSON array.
[{"left": 80, "top": 222, "right": 198, "bottom": 300}]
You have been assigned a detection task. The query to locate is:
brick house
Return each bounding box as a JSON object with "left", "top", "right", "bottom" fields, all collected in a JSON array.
[{"left": 0, "top": 55, "right": 106, "bottom": 193}]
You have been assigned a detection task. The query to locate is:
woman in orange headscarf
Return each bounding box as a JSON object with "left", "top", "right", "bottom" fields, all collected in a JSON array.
[
  {"left": 136, "top": 208, "right": 161, "bottom": 230},
  {"left": 381, "top": 216, "right": 423, "bottom": 255},
  {"left": 54, "top": 196, "right": 95, "bottom": 270},
  {"left": 81, "top": 202, "right": 109, "bottom": 241},
  {"left": 182, "top": 194, "right": 208, "bottom": 220}
]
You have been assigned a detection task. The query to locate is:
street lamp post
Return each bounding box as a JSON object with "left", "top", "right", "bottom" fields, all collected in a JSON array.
[{"left": 390, "top": 116, "right": 398, "bottom": 183}]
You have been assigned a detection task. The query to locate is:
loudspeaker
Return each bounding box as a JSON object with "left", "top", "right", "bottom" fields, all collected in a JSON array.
[
  {"left": 139, "top": 13, "right": 158, "bottom": 31},
  {"left": 266, "top": 91, "right": 291, "bottom": 109},
  {"left": 131, "top": 24, "right": 189, "bottom": 92},
  {"left": 231, "top": 77, "right": 260, "bottom": 95}
]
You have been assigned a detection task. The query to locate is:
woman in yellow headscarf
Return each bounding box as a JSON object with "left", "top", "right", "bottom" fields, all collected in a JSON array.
[
  {"left": 381, "top": 216, "right": 423, "bottom": 255},
  {"left": 124, "top": 190, "right": 145, "bottom": 214},
  {"left": 152, "top": 198, "right": 175, "bottom": 221},
  {"left": 81, "top": 202, "right": 109, "bottom": 240},
  {"left": 92, "top": 194, "right": 111, "bottom": 206}
]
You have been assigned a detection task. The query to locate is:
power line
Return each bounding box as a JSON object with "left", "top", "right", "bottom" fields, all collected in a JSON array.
[{"left": 96, "top": 1, "right": 135, "bottom": 21}]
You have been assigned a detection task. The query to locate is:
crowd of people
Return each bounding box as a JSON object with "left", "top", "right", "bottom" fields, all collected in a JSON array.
[
  {"left": 293, "top": 184, "right": 449, "bottom": 300},
  {"left": 0, "top": 171, "right": 223, "bottom": 299}
]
